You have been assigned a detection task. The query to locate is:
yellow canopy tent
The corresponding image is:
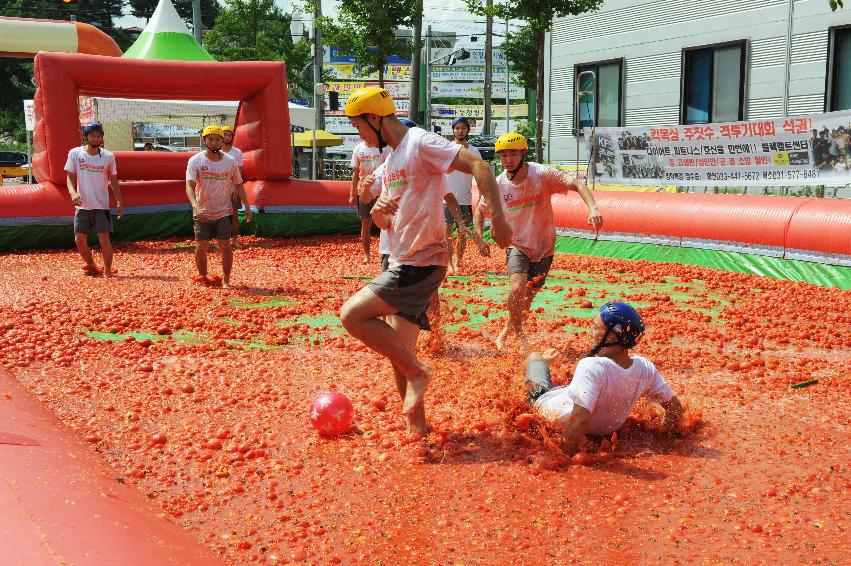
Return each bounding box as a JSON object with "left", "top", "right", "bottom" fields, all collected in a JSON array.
[{"left": 292, "top": 130, "right": 344, "bottom": 148}]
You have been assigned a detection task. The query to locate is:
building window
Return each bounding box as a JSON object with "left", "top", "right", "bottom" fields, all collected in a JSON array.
[
  {"left": 828, "top": 26, "right": 851, "bottom": 111},
  {"left": 681, "top": 42, "right": 745, "bottom": 124},
  {"left": 574, "top": 59, "right": 623, "bottom": 134}
]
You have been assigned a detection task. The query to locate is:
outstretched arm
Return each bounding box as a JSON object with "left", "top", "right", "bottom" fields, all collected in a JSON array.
[
  {"left": 661, "top": 395, "right": 685, "bottom": 433},
  {"left": 449, "top": 148, "right": 512, "bottom": 248}
]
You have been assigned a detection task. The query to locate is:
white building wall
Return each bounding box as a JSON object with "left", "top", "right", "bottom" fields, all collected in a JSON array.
[{"left": 545, "top": 0, "right": 851, "bottom": 165}]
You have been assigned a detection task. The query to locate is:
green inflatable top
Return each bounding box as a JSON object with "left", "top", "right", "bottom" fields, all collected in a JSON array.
[{"left": 123, "top": 0, "right": 214, "bottom": 62}]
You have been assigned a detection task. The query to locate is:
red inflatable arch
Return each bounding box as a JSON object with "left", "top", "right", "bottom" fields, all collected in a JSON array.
[{"left": 32, "top": 51, "right": 292, "bottom": 186}]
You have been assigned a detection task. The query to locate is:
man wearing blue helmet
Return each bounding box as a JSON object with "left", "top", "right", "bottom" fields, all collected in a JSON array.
[
  {"left": 522, "top": 302, "right": 684, "bottom": 454},
  {"left": 65, "top": 122, "right": 123, "bottom": 277}
]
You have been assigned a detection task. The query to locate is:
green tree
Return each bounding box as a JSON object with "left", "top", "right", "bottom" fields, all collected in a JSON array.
[
  {"left": 205, "top": 0, "right": 313, "bottom": 93},
  {"left": 501, "top": 25, "right": 536, "bottom": 91},
  {"left": 307, "top": 0, "right": 418, "bottom": 86},
  {"left": 467, "top": 0, "right": 603, "bottom": 161},
  {"left": 128, "top": 0, "right": 220, "bottom": 30},
  {"left": 0, "top": 0, "right": 128, "bottom": 145}
]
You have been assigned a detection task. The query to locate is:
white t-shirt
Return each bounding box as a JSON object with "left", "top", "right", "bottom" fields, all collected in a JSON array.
[
  {"left": 371, "top": 163, "right": 390, "bottom": 255},
  {"left": 535, "top": 356, "right": 674, "bottom": 435},
  {"left": 445, "top": 144, "right": 480, "bottom": 205},
  {"left": 351, "top": 143, "right": 391, "bottom": 177},
  {"left": 379, "top": 127, "right": 461, "bottom": 267},
  {"left": 224, "top": 146, "right": 244, "bottom": 167},
  {"left": 478, "top": 162, "right": 575, "bottom": 262},
  {"left": 186, "top": 151, "right": 243, "bottom": 220},
  {"left": 64, "top": 147, "right": 117, "bottom": 210}
]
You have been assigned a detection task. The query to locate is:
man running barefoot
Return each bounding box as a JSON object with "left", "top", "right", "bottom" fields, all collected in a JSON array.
[
  {"left": 350, "top": 139, "right": 391, "bottom": 263},
  {"left": 522, "top": 302, "right": 685, "bottom": 454},
  {"left": 339, "top": 87, "right": 511, "bottom": 436},
  {"left": 186, "top": 126, "right": 253, "bottom": 288},
  {"left": 444, "top": 117, "right": 480, "bottom": 274},
  {"left": 65, "top": 122, "right": 123, "bottom": 277},
  {"left": 474, "top": 133, "right": 603, "bottom": 352},
  {"left": 220, "top": 125, "right": 246, "bottom": 248}
]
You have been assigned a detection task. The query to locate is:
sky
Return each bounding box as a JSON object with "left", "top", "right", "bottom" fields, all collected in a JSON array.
[{"left": 116, "top": 0, "right": 522, "bottom": 46}]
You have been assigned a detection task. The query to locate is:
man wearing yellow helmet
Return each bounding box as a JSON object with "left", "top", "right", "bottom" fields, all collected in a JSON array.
[
  {"left": 338, "top": 86, "right": 512, "bottom": 436},
  {"left": 474, "top": 132, "right": 603, "bottom": 351},
  {"left": 186, "top": 125, "right": 253, "bottom": 288},
  {"left": 220, "top": 125, "right": 246, "bottom": 248}
]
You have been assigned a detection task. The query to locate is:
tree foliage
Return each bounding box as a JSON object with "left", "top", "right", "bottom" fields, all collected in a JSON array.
[
  {"left": 128, "top": 0, "right": 220, "bottom": 30},
  {"left": 501, "top": 25, "right": 537, "bottom": 91},
  {"left": 0, "top": 0, "right": 128, "bottom": 144},
  {"left": 205, "top": 0, "right": 312, "bottom": 93},
  {"left": 307, "top": 0, "right": 419, "bottom": 86},
  {"left": 466, "top": 0, "right": 603, "bottom": 160}
]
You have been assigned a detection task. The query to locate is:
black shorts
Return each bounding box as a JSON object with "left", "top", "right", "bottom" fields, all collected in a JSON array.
[
  {"left": 380, "top": 254, "right": 390, "bottom": 273},
  {"left": 444, "top": 204, "right": 474, "bottom": 228},
  {"left": 357, "top": 196, "right": 377, "bottom": 219},
  {"left": 366, "top": 264, "right": 446, "bottom": 330},
  {"left": 74, "top": 209, "right": 113, "bottom": 234},
  {"left": 506, "top": 248, "right": 553, "bottom": 289},
  {"left": 193, "top": 215, "right": 232, "bottom": 241}
]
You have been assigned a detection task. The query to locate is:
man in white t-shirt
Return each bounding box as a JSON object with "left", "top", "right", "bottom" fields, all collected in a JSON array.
[
  {"left": 474, "top": 132, "right": 603, "bottom": 352},
  {"left": 350, "top": 140, "right": 391, "bottom": 264},
  {"left": 186, "top": 126, "right": 253, "bottom": 288},
  {"left": 523, "top": 302, "right": 684, "bottom": 454},
  {"left": 221, "top": 125, "right": 246, "bottom": 248},
  {"left": 65, "top": 122, "right": 124, "bottom": 277},
  {"left": 444, "top": 117, "right": 481, "bottom": 273},
  {"left": 339, "top": 87, "right": 512, "bottom": 436}
]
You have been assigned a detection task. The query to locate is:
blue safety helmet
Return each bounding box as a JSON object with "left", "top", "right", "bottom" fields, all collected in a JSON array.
[
  {"left": 598, "top": 302, "right": 645, "bottom": 349},
  {"left": 82, "top": 122, "right": 104, "bottom": 135},
  {"left": 450, "top": 117, "right": 470, "bottom": 129},
  {"left": 401, "top": 118, "right": 417, "bottom": 128}
]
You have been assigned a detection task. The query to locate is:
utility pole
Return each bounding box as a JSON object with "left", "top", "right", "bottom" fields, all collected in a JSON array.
[
  {"left": 409, "top": 1, "right": 423, "bottom": 124},
  {"left": 483, "top": 0, "right": 493, "bottom": 135},
  {"left": 425, "top": 25, "right": 432, "bottom": 132},
  {"left": 313, "top": 1, "right": 325, "bottom": 130},
  {"left": 505, "top": 19, "right": 510, "bottom": 134},
  {"left": 192, "top": 0, "right": 202, "bottom": 44}
]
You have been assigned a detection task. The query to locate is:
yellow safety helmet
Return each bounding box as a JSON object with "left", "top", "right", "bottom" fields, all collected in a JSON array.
[
  {"left": 220, "top": 125, "right": 234, "bottom": 134},
  {"left": 344, "top": 87, "right": 396, "bottom": 117},
  {"left": 495, "top": 132, "right": 528, "bottom": 152},
  {"left": 201, "top": 125, "right": 224, "bottom": 138}
]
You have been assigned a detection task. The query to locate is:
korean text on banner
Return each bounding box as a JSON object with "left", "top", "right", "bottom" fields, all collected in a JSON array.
[{"left": 586, "top": 110, "right": 851, "bottom": 186}]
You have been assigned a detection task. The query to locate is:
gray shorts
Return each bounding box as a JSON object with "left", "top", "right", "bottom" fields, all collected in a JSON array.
[
  {"left": 194, "top": 215, "right": 232, "bottom": 241},
  {"left": 506, "top": 248, "right": 554, "bottom": 289},
  {"left": 366, "top": 264, "right": 447, "bottom": 330},
  {"left": 357, "top": 196, "right": 377, "bottom": 219},
  {"left": 380, "top": 254, "right": 390, "bottom": 273},
  {"left": 74, "top": 209, "right": 113, "bottom": 234},
  {"left": 526, "top": 359, "right": 554, "bottom": 402},
  {"left": 231, "top": 194, "right": 242, "bottom": 211},
  {"left": 444, "top": 204, "right": 474, "bottom": 228}
]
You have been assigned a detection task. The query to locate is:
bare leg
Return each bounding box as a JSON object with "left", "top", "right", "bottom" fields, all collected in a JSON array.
[
  {"left": 340, "top": 287, "right": 432, "bottom": 416},
  {"left": 456, "top": 229, "right": 467, "bottom": 271},
  {"left": 195, "top": 240, "right": 209, "bottom": 277},
  {"left": 360, "top": 217, "right": 372, "bottom": 263},
  {"left": 446, "top": 224, "right": 456, "bottom": 274},
  {"left": 496, "top": 272, "right": 529, "bottom": 351},
  {"left": 230, "top": 209, "right": 240, "bottom": 247},
  {"left": 388, "top": 315, "right": 429, "bottom": 436},
  {"left": 219, "top": 239, "right": 233, "bottom": 287},
  {"left": 97, "top": 232, "right": 114, "bottom": 276},
  {"left": 75, "top": 233, "right": 97, "bottom": 270}
]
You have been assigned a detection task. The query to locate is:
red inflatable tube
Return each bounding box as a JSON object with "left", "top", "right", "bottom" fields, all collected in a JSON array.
[
  {"left": 32, "top": 52, "right": 291, "bottom": 186},
  {"left": 0, "top": 369, "right": 224, "bottom": 565}
]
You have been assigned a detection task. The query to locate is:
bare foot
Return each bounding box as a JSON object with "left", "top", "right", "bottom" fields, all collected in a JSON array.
[
  {"left": 402, "top": 365, "right": 432, "bottom": 414},
  {"left": 518, "top": 334, "right": 531, "bottom": 355},
  {"left": 222, "top": 280, "right": 231, "bottom": 289},
  {"left": 495, "top": 325, "right": 510, "bottom": 350},
  {"left": 362, "top": 255, "right": 370, "bottom": 264},
  {"left": 407, "top": 410, "right": 430, "bottom": 437}
]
